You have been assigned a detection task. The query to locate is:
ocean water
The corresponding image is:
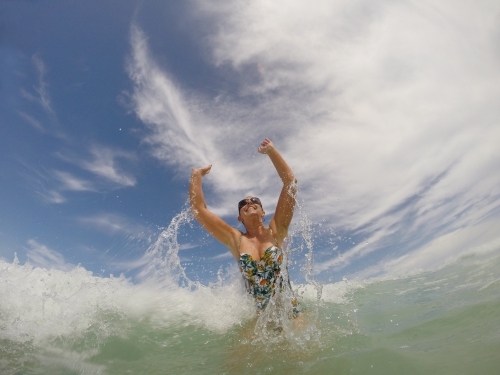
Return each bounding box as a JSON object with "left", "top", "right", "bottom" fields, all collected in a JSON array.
[{"left": 1, "top": 212, "right": 500, "bottom": 374}]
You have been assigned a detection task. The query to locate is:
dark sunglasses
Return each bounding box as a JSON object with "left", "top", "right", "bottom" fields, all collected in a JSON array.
[{"left": 238, "top": 197, "right": 262, "bottom": 212}]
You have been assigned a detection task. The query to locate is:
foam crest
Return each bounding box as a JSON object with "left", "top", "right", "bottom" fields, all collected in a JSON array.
[
  {"left": 0, "top": 257, "right": 132, "bottom": 344},
  {"left": 0, "top": 257, "right": 256, "bottom": 347},
  {"left": 293, "top": 279, "right": 365, "bottom": 305},
  {"left": 125, "top": 278, "right": 255, "bottom": 332}
]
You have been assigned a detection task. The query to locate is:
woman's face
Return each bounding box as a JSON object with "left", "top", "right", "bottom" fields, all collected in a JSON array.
[{"left": 238, "top": 196, "right": 264, "bottom": 218}]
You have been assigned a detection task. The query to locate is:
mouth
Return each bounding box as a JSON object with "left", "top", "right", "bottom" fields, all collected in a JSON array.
[{"left": 245, "top": 205, "right": 258, "bottom": 212}]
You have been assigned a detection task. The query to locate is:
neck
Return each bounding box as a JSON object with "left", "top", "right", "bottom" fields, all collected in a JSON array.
[{"left": 243, "top": 218, "right": 266, "bottom": 237}]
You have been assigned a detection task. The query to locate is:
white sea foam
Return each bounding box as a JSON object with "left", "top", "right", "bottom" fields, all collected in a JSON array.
[
  {"left": 293, "top": 279, "right": 364, "bottom": 304},
  {"left": 0, "top": 255, "right": 362, "bottom": 348},
  {"left": 0, "top": 207, "right": 324, "bottom": 347},
  {"left": 0, "top": 257, "right": 130, "bottom": 343},
  {"left": 0, "top": 256, "right": 256, "bottom": 347}
]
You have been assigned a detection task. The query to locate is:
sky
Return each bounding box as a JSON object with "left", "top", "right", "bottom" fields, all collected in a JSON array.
[{"left": 1, "top": 0, "right": 500, "bottom": 284}]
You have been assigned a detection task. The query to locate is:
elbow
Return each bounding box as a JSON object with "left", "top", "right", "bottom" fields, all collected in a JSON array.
[
  {"left": 190, "top": 203, "right": 208, "bottom": 220},
  {"left": 191, "top": 206, "right": 205, "bottom": 224},
  {"left": 191, "top": 208, "right": 199, "bottom": 219},
  {"left": 283, "top": 175, "right": 297, "bottom": 186},
  {"left": 189, "top": 196, "right": 200, "bottom": 216},
  {"left": 282, "top": 171, "right": 296, "bottom": 184},
  {"left": 285, "top": 178, "right": 298, "bottom": 196}
]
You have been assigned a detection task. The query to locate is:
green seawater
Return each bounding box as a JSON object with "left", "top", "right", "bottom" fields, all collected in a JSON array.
[{"left": 2, "top": 250, "right": 499, "bottom": 375}]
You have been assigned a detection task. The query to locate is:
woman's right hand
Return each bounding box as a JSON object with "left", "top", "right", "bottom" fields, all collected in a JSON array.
[
  {"left": 192, "top": 165, "right": 212, "bottom": 177},
  {"left": 258, "top": 138, "right": 275, "bottom": 154}
]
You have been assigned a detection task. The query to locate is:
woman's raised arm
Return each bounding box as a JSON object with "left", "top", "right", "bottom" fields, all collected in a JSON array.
[
  {"left": 258, "top": 139, "right": 297, "bottom": 242},
  {"left": 189, "top": 165, "right": 240, "bottom": 258}
]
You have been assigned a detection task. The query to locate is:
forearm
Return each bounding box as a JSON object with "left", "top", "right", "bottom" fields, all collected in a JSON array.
[
  {"left": 188, "top": 166, "right": 236, "bottom": 250},
  {"left": 267, "top": 147, "right": 296, "bottom": 185},
  {"left": 189, "top": 172, "right": 207, "bottom": 215}
]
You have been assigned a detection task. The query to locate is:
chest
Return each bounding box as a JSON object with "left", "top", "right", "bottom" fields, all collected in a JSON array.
[
  {"left": 238, "top": 246, "right": 283, "bottom": 274},
  {"left": 238, "top": 233, "right": 278, "bottom": 261}
]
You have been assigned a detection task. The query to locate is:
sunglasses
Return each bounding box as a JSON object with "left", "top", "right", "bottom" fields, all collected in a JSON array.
[{"left": 238, "top": 197, "right": 262, "bottom": 212}]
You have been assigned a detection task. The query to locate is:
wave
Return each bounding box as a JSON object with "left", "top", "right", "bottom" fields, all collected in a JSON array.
[{"left": 2, "top": 207, "right": 500, "bottom": 374}]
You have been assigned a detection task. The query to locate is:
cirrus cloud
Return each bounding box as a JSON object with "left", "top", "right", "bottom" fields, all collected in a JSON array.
[{"left": 128, "top": 0, "right": 500, "bottom": 277}]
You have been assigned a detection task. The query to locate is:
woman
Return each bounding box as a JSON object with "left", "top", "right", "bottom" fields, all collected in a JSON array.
[{"left": 189, "top": 138, "right": 300, "bottom": 317}]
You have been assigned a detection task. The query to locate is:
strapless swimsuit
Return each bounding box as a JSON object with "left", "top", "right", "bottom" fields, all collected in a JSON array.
[{"left": 238, "top": 232, "right": 301, "bottom": 317}]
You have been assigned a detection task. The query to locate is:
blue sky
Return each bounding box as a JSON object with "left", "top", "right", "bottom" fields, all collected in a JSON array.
[{"left": 1, "top": 0, "right": 500, "bottom": 283}]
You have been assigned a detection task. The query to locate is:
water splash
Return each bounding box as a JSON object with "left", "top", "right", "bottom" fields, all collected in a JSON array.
[
  {"left": 242, "top": 181, "right": 326, "bottom": 350},
  {"left": 135, "top": 200, "right": 316, "bottom": 345},
  {"left": 291, "top": 182, "right": 324, "bottom": 311},
  {"left": 138, "top": 204, "right": 195, "bottom": 288}
]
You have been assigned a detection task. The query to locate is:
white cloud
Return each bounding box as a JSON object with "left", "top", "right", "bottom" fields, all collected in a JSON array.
[
  {"left": 40, "top": 189, "right": 66, "bottom": 204},
  {"left": 77, "top": 213, "right": 149, "bottom": 238},
  {"left": 127, "top": 25, "right": 217, "bottom": 169},
  {"left": 127, "top": 24, "right": 296, "bottom": 214},
  {"left": 22, "top": 166, "right": 68, "bottom": 204},
  {"left": 107, "top": 257, "right": 151, "bottom": 270},
  {"left": 179, "top": 243, "right": 200, "bottom": 251},
  {"left": 19, "top": 54, "right": 57, "bottom": 119},
  {"left": 81, "top": 145, "right": 136, "bottom": 187},
  {"left": 17, "top": 111, "right": 46, "bottom": 132},
  {"left": 26, "top": 239, "right": 74, "bottom": 271},
  {"left": 129, "top": 0, "right": 500, "bottom": 275},
  {"left": 350, "top": 218, "right": 500, "bottom": 279},
  {"left": 27, "top": 145, "right": 135, "bottom": 204},
  {"left": 53, "top": 170, "right": 96, "bottom": 192},
  {"left": 31, "top": 55, "right": 54, "bottom": 115},
  {"left": 211, "top": 251, "right": 233, "bottom": 260}
]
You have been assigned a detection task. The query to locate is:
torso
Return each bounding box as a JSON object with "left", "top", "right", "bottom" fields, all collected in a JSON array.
[
  {"left": 235, "top": 229, "right": 302, "bottom": 317},
  {"left": 237, "top": 228, "right": 283, "bottom": 312},
  {"left": 236, "top": 227, "right": 280, "bottom": 261},
  {"left": 238, "top": 245, "right": 284, "bottom": 311}
]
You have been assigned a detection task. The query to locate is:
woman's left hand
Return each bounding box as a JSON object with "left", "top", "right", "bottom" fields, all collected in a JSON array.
[{"left": 258, "top": 138, "right": 275, "bottom": 154}]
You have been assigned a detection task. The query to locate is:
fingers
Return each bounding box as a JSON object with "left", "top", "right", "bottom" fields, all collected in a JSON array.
[
  {"left": 192, "top": 164, "right": 212, "bottom": 176},
  {"left": 201, "top": 165, "right": 212, "bottom": 175},
  {"left": 258, "top": 138, "right": 273, "bottom": 154}
]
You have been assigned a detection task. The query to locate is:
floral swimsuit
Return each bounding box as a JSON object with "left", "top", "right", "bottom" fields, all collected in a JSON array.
[{"left": 238, "top": 231, "right": 301, "bottom": 317}]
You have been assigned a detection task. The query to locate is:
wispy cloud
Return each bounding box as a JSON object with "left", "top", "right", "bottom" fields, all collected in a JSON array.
[
  {"left": 350, "top": 218, "right": 500, "bottom": 279},
  {"left": 39, "top": 189, "right": 67, "bottom": 204},
  {"left": 20, "top": 163, "right": 96, "bottom": 204},
  {"left": 53, "top": 170, "right": 96, "bottom": 192},
  {"left": 17, "top": 54, "right": 71, "bottom": 141},
  {"left": 20, "top": 55, "right": 55, "bottom": 117},
  {"left": 127, "top": 25, "right": 214, "bottom": 170},
  {"left": 80, "top": 145, "right": 136, "bottom": 187},
  {"left": 106, "top": 256, "right": 151, "bottom": 271},
  {"left": 26, "top": 239, "right": 74, "bottom": 271},
  {"left": 26, "top": 144, "right": 135, "bottom": 204},
  {"left": 126, "top": 24, "right": 294, "bottom": 213},
  {"left": 129, "top": 0, "right": 500, "bottom": 276},
  {"left": 211, "top": 251, "right": 233, "bottom": 260},
  {"left": 17, "top": 163, "right": 69, "bottom": 204},
  {"left": 17, "top": 111, "right": 46, "bottom": 132},
  {"left": 179, "top": 243, "right": 200, "bottom": 251},
  {"left": 77, "top": 212, "right": 149, "bottom": 238},
  {"left": 31, "top": 54, "right": 54, "bottom": 115}
]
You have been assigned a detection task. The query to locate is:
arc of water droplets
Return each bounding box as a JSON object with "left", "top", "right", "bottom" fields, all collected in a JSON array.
[
  {"left": 139, "top": 182, "right": 323, "bottom": 313},
  {"left": 139, "top": 203, "right": 196, "bottom": 288},
  {"left": 289, "top": 181, "right": 323, "bottom": 307}
]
